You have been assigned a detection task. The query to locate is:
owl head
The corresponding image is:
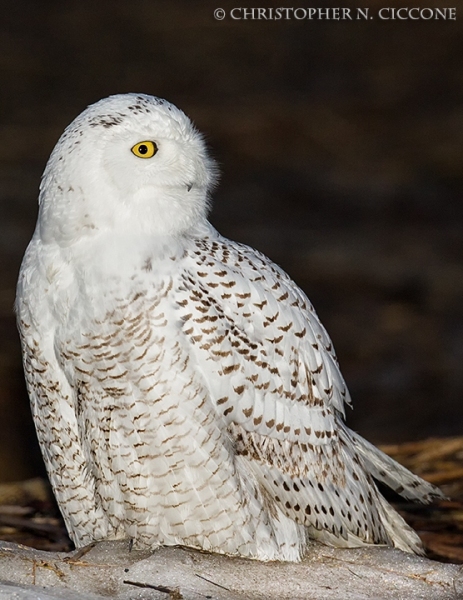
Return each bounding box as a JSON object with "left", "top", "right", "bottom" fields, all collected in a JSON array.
[{"left": 38, "top": 94, "right": 217, "bottom": 245}]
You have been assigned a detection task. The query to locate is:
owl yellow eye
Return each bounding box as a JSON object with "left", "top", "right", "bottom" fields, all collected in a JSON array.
[{"left": 131, "top": 141, "right": 158, "bottom": 158}]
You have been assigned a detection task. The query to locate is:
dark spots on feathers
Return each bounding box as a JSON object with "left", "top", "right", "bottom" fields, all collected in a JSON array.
[{"left": 88, "top": 115, "right": 125, "bottom": 128}]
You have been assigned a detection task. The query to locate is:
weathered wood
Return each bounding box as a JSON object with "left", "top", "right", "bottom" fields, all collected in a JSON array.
[{"left": 0, "top": 539, "right": 461, "bottom": 600}]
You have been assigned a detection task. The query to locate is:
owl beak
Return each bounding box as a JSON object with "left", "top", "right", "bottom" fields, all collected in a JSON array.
[{"left": 186, "top": 183, "right": 193, "bottom": 192}]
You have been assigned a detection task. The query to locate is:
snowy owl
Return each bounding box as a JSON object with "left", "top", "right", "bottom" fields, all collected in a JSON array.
[{"left": 16, "top": 93, "right": 443, "bottom": 562}]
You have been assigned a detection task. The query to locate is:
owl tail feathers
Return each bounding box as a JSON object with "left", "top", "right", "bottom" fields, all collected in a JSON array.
[
  {"left": 376, "top": 493, "right": 425, "bottom": 554},
  {"left": 306, "top": 497, "right": 424, "bottom": 554},
  {"left": 348, "top": 428, "right": 446, "bottom": 504}
]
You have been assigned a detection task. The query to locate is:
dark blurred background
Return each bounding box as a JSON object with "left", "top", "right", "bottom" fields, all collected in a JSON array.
[{"left": 1, "top": 0, "right": 462, "bottom": 482}]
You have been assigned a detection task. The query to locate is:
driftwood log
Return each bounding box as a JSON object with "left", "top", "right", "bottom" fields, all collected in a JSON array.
[{"left": 0, "top": 539, "right": 462, "bottom": 600}]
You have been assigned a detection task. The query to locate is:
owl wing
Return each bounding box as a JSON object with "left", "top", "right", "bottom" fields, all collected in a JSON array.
[
  {"left": 182, "top": 234, "right": 350, "bottom": 436},
  {"left": 15, "top": 242, "right": 117, "bottom": 547},
  {"left": 179, "top": 233, "right": 437, "bottom": 550},
  {"left": 16, "top": 310, "right": 113, "bottom": 547}
]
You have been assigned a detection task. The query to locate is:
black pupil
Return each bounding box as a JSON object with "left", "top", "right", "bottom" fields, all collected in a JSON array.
[{"left": 139, "top": 144, "right": 148, "bottom": 155}]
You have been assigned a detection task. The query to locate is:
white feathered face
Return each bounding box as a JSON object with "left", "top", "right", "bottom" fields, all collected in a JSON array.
[{"left": 38, "top": 94, "right": 217, "bottom": 245}]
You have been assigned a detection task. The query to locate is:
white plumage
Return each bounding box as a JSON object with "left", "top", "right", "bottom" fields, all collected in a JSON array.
[{"left": 16, "top": 93, "right": 443, "bottom": 561}]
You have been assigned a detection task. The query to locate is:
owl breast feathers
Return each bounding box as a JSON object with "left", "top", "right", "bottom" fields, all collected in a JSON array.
[{"left": 16, "top": 93, "right": 443, "bottom": 561}]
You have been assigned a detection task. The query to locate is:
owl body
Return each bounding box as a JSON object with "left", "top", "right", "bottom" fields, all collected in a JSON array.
[{"left": 17, "top": 94, "right": 442, "bottom": 561}]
